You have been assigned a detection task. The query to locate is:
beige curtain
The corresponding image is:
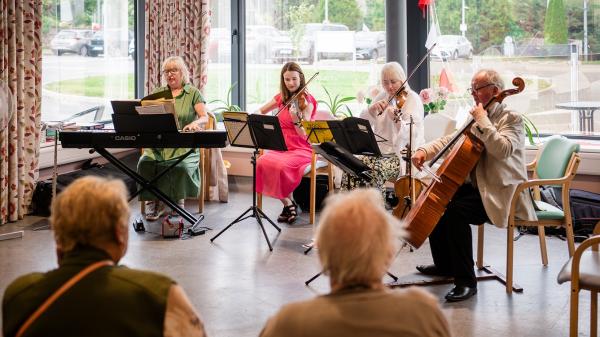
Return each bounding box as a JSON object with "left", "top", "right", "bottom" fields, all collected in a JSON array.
[
  {"left": 0, "top": 1, "right": 43, "bottom": 224},
  {"left": 145, "top": 0, "right": 210, "bottom": 93}
]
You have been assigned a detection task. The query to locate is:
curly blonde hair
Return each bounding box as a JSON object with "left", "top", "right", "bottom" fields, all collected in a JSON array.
[{"left": 51, "top": 176, "right": 130, "bottom": 253}]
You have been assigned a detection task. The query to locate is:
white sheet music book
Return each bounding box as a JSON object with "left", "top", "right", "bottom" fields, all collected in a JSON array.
[
  {"left": 135, "top": 100, "right": 179, "bottom": 129},
  {"left": 223, "top": 111, "right": 254, "bottom": 148}
]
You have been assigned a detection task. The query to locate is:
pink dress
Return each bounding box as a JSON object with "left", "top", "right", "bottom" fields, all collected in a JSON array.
[{"left": 256, "top": 93, "right": 317, "bottom": 199}]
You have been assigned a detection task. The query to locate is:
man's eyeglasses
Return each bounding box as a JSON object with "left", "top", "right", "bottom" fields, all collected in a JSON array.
[
  {"left": 163, "top": 69, "right": 180, "bottom": 75},
  {"left": 468, "top": 83, "right": 495, "bottom": 95}
]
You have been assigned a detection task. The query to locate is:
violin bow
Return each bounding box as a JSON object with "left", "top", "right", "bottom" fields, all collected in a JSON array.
[{"left": 275, "top": 72, "right": 320, "bottom": 116}]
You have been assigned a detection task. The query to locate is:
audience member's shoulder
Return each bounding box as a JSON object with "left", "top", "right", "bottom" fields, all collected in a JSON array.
[
  {"left": 110, "top": 266, "right": 175, "bottom": 295},
  {"left": 390, "top": 286, "right": 442, "bottom": 309},
  {"left": 3, "top": 272, "right": 45, "bottom": 304},
  {"left": 260, "top": 298, "right": 319, "bottom": 336}
]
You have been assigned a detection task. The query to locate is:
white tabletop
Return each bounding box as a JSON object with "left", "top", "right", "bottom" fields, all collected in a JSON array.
[{"left": 555, "top": 101, "right": 600, "bottom": 109}]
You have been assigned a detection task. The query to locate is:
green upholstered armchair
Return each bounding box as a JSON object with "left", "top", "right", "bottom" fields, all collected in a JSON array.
[
  {"left": 476, "top": 136, "right": 581, "bottom": 293},
  {"left": 507, "top": 136, "right": 581, "bottom": 292}
]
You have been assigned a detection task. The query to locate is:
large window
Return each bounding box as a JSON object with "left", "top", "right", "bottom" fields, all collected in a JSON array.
[
  {"left": 243, "top": 0, "right": 386, "bottom": 115},
  {"left": 430, "top": 0, "right": 600, "bottom": 138},
  {"left": 41, "top": 0, "right": 135, "bottom": 131},
  {"left": 205, "top": 1, "right": 233, "bottom": 113}
]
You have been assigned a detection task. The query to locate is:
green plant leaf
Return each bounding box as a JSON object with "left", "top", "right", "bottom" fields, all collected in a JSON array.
[
  {"left": 337, "top": 96, "right": 356, "bottom": 104},
  {"left": 344, "top": 105, "right": 353, "bottom": 117}
]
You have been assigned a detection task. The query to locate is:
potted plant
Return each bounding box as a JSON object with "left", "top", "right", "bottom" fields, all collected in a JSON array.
[
  {"left": 209, "top": 82, "right": 241, "bottom": 122},
  {"left": 317, "top": 85, "right": 355, "bottom": 119},
  {"left": 419, "top": 87, "right": 449, "bottom": 115},
  {"left": 523, "top": 114, "right": 540, "bottom": 145}
]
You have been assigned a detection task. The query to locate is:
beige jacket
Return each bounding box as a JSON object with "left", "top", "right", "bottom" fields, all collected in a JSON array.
[
  {"left": 260, "top": 287, "right": 452, "bottom": 337},
  {"left": 418, "top": 102, "right": 537, "bottom": 228}
]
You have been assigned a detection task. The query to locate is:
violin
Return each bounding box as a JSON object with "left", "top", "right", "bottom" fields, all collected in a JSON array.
[
  {"left": 394, "top": 88, "right": 408, "bottom": 110},
  {"left": 275, "top": 72, "right": 319, "bottom": 121},
  {"left": 294, "top": 91, "right": 308, "bottom": 118}
]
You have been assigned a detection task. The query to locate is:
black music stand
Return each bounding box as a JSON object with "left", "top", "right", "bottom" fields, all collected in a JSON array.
[
  {"left": 210, "top": 112, "right": 285, "bottom": 251},
  {"left": 310, "top": 117, "right": 384, "bottom": 188},
  {"left": 327, "top": 117, "right": 382, "bottom": 157}
]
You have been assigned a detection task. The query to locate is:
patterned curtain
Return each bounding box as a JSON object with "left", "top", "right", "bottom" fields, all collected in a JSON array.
[
  {"left": 145, "top": 0, "right": 211, "bottom": 93},
  {"left": 0, "top": 0, "right": 43, "bottom": 224}
]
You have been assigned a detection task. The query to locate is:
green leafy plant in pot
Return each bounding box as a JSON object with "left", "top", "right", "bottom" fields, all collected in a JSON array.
[
  {"left": 209, "top": 82, "right": 241, "bottom": 122},
  {"left": 317, "top": 86, "right": 355, "bottom": 119}
]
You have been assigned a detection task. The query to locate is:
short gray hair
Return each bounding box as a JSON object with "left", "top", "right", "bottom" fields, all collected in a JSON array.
[
  {"left": 162, "top": 56, "right": 190, "bottom": 85},
  {"left": 316, "top": 188, "right": 405, "bottom": 286},
  {"left": 51, "top": 176, "right": 130, "bottom": 253},
  {"left": 475, "top": 69, "right": 504, "bottom": 90}
]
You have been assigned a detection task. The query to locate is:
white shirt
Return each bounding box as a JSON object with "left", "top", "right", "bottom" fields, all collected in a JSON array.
[{"left": 360, "top": 88, "right": 425, "bottom": 159}]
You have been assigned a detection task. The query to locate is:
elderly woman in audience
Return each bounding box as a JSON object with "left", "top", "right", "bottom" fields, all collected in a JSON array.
[
  {"left": 2, "top": 176, "right": 206, "bottom": 337},
  {"left": 259, "top": 188, "right": 452, "bottom": 337}
]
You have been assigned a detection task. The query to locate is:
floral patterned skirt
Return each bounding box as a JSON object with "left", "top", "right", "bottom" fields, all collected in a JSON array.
[{"left": 340, "top": 155, "right": 401, "bottom": 200}]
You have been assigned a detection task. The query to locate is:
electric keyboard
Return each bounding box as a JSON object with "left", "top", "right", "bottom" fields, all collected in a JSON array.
[{"left": 59, "top": 130, "right": 228, "bottom": 149}]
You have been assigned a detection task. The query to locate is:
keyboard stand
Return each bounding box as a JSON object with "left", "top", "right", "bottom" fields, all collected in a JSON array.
[{"left": 93, "top": 147, "right": 205, "bottom": 228}]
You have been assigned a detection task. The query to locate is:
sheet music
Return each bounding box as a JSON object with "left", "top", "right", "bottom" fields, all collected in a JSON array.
[
  {"left": 135, "top": 104, "right": 171, "bottom": 115},
  {"left": 302, "top": 120, "right": 333, "bottom": 144},
  {"left": 223, "top": 111, "right": 254, "bottom": 147}
]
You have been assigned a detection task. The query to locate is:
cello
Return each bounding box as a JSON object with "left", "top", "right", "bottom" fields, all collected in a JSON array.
[
  {"left": 402, "top": 77, "right": 525, "bottom": 249},
  {"left": 392, "top": 114, "right": 424, "bottom": 219}
]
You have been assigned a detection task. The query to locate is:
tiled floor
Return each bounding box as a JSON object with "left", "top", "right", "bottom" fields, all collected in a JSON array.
[{"left": 0, "top": 176, "right": 592, "bottom": 336}]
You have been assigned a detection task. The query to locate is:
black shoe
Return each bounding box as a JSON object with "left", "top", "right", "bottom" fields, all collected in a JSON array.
[
  {"left": 445, "top": 285, "right": 477, "bottom": 302},
  {"left": 416, "top": 264, "right": 452, "bottom": 277},
  {"left": 277, "top": 206, "right": 291, "bottom": 223}
]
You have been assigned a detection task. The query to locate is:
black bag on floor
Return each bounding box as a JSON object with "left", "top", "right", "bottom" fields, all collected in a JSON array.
[
  {"left": 293, "top": 175, "right": 330, "bottom": 213},
  {"left": 31, "top": 160, "right": 137, "bottom": 216},
  {"left": 524, "top": 187, "right": 600, "bottom": 240}
]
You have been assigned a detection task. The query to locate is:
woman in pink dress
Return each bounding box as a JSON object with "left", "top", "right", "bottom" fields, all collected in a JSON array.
[{"left": 255, "top": 62, "right": 317, "bottom": 224}]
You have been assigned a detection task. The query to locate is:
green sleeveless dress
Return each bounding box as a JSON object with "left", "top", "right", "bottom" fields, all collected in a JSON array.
[{"left": 137, "top": 83, "right": 205, "bottom": 201}]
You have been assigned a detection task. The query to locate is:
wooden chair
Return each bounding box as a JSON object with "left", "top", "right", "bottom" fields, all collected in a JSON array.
[
  {"left": 557, "top": 220, "right": 600, "bottom": 337},
  {"left": 476, "top": 136, "right": 581, "bottom": 293},
  {"left": 140, "top": 112, "right": 215, "bottom": 215}
]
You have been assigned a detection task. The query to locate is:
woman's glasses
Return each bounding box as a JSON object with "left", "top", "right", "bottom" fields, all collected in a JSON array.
[{"left": 163, "top": 68, "right": 180, "bottom": 75}]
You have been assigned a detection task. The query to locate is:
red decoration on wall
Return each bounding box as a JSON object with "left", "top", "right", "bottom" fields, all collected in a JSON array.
[{"left": 418, "top": 0, "right": 433, "bottom": 17}]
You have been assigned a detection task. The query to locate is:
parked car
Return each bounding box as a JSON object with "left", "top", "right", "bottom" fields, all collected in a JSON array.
[
  {"left": 247, "top": 25, "right": 293, "bottom": 63},
  {"left": 87, "top": 30, "right": 134, "bottom": 57},
  {"left": 50, "top": 29, "right": 94, "bottom": 56},
  {"left": 355, "top": 31, "right": 385, "bottom": 60},
  {"left": 431, "top": 35, "right": 473, "bottom": 60},
  {"left": 297, "top": 23, "right": 350, "bottom": 63}
]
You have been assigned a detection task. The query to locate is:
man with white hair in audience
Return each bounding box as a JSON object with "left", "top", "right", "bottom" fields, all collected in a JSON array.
[
  {"left": 259, "top": 188, "right": 452, "bottom": 337},
  {"left": 2, "top": 176, "right": 206, "bottom": 337}
]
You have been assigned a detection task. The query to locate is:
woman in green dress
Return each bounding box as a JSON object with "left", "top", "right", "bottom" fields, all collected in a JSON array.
[{"left": 137, "top": 56, "right": 207, "bottom": 220}]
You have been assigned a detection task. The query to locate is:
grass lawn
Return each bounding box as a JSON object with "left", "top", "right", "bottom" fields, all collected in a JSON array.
[
  {"left": 44, "top": 74, "right": 135, "bottom": 98},
  {"left": 43, "top": 66, "right": 371, "bottom": 106}
]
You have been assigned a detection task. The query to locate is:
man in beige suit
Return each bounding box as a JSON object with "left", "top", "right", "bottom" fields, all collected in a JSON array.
[
  {"left": 411, "top": 69, "right": 537, "bottom": 302},
  {"left": 260, "top": 189, "right": 452, "bottom": 337}
]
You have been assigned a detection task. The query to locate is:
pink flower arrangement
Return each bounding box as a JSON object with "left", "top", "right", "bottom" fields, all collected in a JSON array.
[{"left": 419, "top": 87, "right": 449, "bottom": 114}]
